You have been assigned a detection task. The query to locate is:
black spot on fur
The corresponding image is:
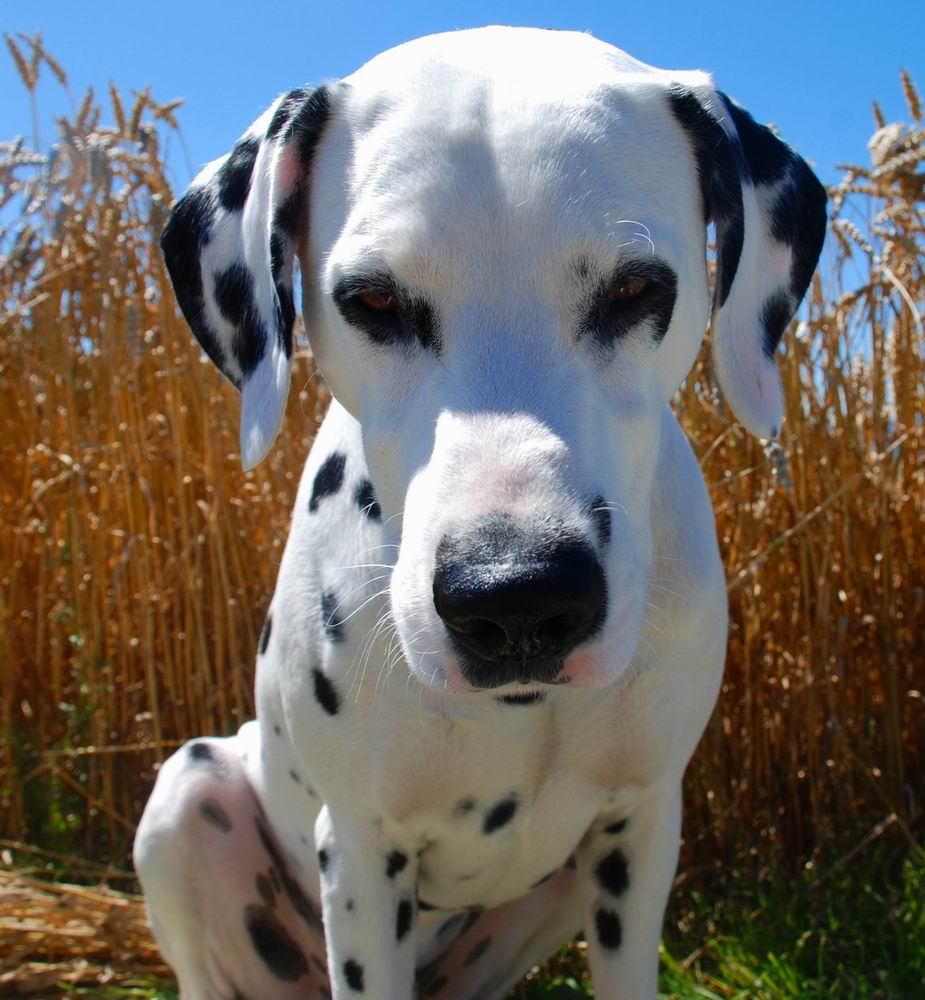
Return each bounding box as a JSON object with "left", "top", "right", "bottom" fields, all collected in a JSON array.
[
  {"left": 160, "top": 187, "right": 225, "bottom": 378},
  {"left": 460, "top": 909, "right": 482, "bottom": 935},
  {"left": 483, "top": 796, "right": 518, "bottom": 834},
  {"left": 273, "top": 189, "right": 302, "bottom": 240},
  {"left": 218, "top": 136, "right": 260, "bottom": 212},
  {"left": 254, "top": 815, "right": 323, "bottom": 932},
  {"left": 454, "top": 797, "right": 476, "bottom": 815},
  {"left": 199, "top": 797, "right": 232, "bottom": 832},
  {"left": 266, "top": 223, "right": 297, "bottom": 360},
  {"left": 497, "top": 691, "right": 545, "bottom": 706},
  {"left": 289, "top": 768, "right": 301, "bottom": 784},
  {"left": 162, "top": 88, "right": 333, "bottom": 398},
  {"left": 720, "top": 96, "right": 791, "bottom": 186},
  {"left": 596, "top": 848, "right": 630, "bottom": 897},
  {"left": 309, "top": 453, "right": 347, "bottom": 512},
  {"left": 424, "top": 974, "right": 448, "bottom": 995},
  {"left": 188, "top": 741, "right": 229, "bottom": 778},
  {"left": 436, "top": 914, "right": 462, "bottom": 938},
  {"left": 345, "top": 898, "right": 354, "bottom": 912},
  {"left": 343, "top": 958, "right": 364, "bottom": 992},
  {"left": 213, "top": 263, "right": 267, "bottom": 378},
  {"left": 285, "top": 86, "right": 333, "bottom": 173},
  {"left": 312, "top": 667, "right": 340, "bottom": 716},
  {"left": 396, "top": 898, "right": 413, "bottom": 941},
  {"left": 386, "top": 850, "right": 408, "bottom": 879},
  {"left": 588, "top": 495, "right": 612, "bottom": 547},
  {"left": 266, "top": 88, "right": 310, "bottom": 141},
  {"left": 321, "top": 591, "right": 345, "bottom": 642},
  {"left": 720, "top": 94, "right": 827, "bottom": 316},
  {"left": 269, "top": 230, "right": 286, "bottom": 281},
  {"left": 273, "top": 723, "right": 281, "bottom": 737},
  {"left": 244, "top": 903, "right": 309, "bottom": 981},
  {"left": 317, "top": 849, "right": 329, "bottom": 873},
  {"left": 268, "top": 87, "right": 331, "bottom": 363},
  {"left": 274, "top": 275, "right": 296, "bottom": 359},
  {"left": 464, "top": 936, "right": 491, "bottom": 966},
  {"left": 354, "top": 479, "right": 382, "bottom": 521},
  {"left": 416, "top": 949, "right": 451, "bottom": 991},
  {"left": 604, "top": 818, "right": 628, "bottom": 835},
  {"left": 256, "top": 872, "right": 275, "bottom": 908},
  {"left": 761, "top": 289, "right": 795, "bottom": 359},
  {"left": 595, "top": 907, "right": 623, "bottom": 950},
  {"left": 772, "top": 158, "right": 828, "bottom": 304},
  {"left": 530, "top": 869, "right": 557, "bottom": 889},
  {"left": 188, "top": 741, "right": 215, "bottom": 763},
  {"left": 667, "top": 85, "right": 746, "bottom": 309},
  {"left": 259, "top": 614, "right": 272, "bottom": 655}
]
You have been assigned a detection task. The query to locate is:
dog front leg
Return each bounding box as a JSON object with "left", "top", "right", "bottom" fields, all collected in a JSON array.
[
  {"left": 315, "top": 805, "right": 418, "bottom": 999},
  {"left": 578, "top": 788, "right": 682, "bottom": 1000}
]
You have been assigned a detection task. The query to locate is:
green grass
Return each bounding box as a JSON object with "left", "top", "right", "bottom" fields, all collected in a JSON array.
[
  {"left": 28, "top": 836, "right": 925, "bottom": 999},
  {"left": 54, "top": 986, "right": 178, "bottom": 999},
  {"left": 520, "top": 835, "right": 925, "bottom": 999},
  {"left": 657, "top": 839, "right": 925, "bottom": 999}
]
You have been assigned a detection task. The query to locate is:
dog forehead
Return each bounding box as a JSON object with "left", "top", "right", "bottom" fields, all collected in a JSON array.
[
  {"left": 313, "top": 28, "right": 708, "bottom": 277},
  {"left": 344, "top": 26, "right": 685, "bottom": 97},
  {"left": 339, "top": 26, "right": 702, "bottom": 153}
]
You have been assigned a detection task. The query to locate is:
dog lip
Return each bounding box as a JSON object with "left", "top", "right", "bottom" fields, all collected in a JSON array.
[
  {"left": 472, "top": 677, "right": 564, "bottom": 693},
  {"left": 454, "top": 652, "right": 567, "bottom": 690}
]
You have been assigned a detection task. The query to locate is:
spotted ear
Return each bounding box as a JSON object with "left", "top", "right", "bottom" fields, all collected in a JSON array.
[
  {"left": 160, "top": 86, "right": 332, "bottom": 469},
  {"left": 668, "top": 85, "right": 827, "bottom": 439}
]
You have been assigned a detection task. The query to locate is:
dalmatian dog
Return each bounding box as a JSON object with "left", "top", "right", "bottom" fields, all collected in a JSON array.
[{"left": 134, "top": 26, "right": 826, "bottom": 1000}]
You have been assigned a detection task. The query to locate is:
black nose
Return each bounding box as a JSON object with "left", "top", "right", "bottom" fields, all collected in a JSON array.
[{"left": 433, "top": 518, "right": 606, "bottom": 688}]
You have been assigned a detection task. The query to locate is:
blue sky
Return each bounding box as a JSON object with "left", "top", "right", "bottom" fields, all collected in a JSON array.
[{"left": 3, "top": 0, "right": 924, "bottom": 191}]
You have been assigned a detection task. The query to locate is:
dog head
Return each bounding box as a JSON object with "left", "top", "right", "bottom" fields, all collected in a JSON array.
[{"left": 161, "top": 27, "right": 826, "bottom": 693}]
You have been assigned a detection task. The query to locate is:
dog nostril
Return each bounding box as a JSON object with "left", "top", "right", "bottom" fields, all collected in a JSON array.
[
  {"left": 464, "top": 619, "right": 508, "bottom": 654},
  {"left": 536, "top": 614, "right": 572, "bottom": 650}
]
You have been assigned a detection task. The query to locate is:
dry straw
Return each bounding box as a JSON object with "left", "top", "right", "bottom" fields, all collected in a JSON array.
[
  {"left": 0, "top": 867, "right": 169, "bottom": 994},
  {"left": 1, "top": 40, "right": 922, "bottom": 879}
]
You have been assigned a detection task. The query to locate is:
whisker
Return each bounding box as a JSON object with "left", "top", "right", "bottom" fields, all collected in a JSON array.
[
  {"left": 325, "top": 574, "right": 392, "bottom": 623},
  {"left": 333, "top": 562, "right": 396, "bottom": 572},
  {"left": 334, "top": 586, "right": 391, "bottom": 628}
]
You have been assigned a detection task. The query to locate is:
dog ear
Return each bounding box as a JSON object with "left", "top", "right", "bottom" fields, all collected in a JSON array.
[
  {"left": 668, "top": 85, "right": 827, "bottom": 439},
  {"left": 160, "top": 86, "right": 332, "bottom": 469}
]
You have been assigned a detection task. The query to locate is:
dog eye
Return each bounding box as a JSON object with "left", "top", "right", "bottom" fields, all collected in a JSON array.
[
  {"left": 356, "top": 289, "right": 398, "bottom": 313},
  {"left": 579, "top": 260, "right": 678, "bottom": 347},
  {"left": 611, "top": 277, "right": 649, "bottom": 302},
  {"left": 333, "top": 277, "right": 441, "bottom": 352}
]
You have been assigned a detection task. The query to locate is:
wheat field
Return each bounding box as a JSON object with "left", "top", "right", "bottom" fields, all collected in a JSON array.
[{"left": 1, "top": 36, "right": 922, "bottom": 886}]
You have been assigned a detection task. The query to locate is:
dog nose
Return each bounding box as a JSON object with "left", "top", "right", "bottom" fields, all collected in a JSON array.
[{"left": 433, "top": 520, "right": 606, "bottom": 687}]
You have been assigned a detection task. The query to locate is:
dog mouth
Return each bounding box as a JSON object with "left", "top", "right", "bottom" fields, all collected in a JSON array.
[{"left": 457, "top": 652, "right": 567, "bottom": 691}]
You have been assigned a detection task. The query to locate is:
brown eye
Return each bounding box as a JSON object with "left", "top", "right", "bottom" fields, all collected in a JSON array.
[
  {"left": 611, "top": 277, "right": 649, "bottom": 301},
  {"left": 357, "top": 289, "right": 397, "bottom": 312}
]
